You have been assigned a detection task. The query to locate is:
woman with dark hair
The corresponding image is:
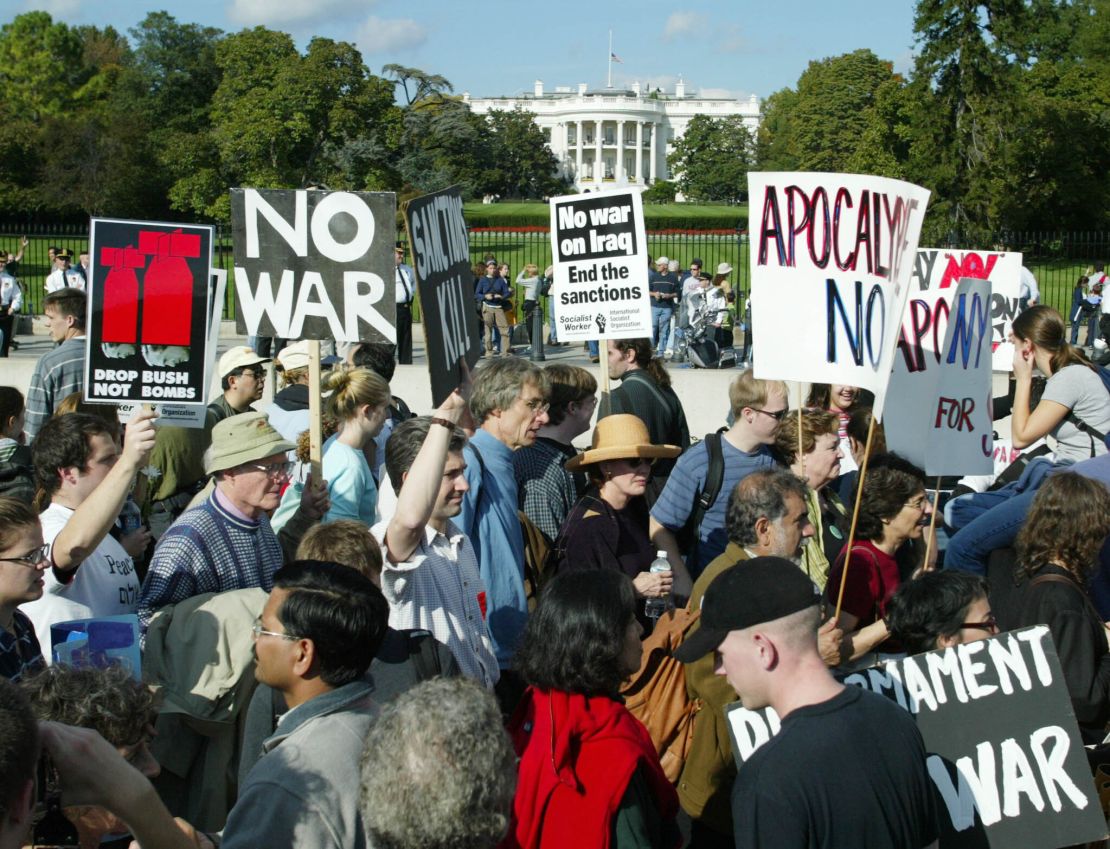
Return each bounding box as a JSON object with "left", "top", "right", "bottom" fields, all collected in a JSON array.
[
  {"left": 1010, "top": 473, "right": 1110, "bottom": 742},
  {"left": 826, "top": 455, "right": 931, "bottom": 663},
  {"left": 1010, "top": 305, "right": 1110, "bottom": 461},
  {"left": 0, "top": 387, "right": 33, "bottom": 502},
  {"left": 548, "top": 415, "right": 688, "bottom": 604},
  {"left": 504, "top": 569, "right": 680, "bottom": 849},
  {"left": 0, "top": 497, "right": 47, "bottom": 681},
  {"left": 885, "top": 571, "right": 995, "bottom": 656}
]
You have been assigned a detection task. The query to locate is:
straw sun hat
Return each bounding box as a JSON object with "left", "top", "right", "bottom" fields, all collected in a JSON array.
[{"left": 565, "top": 414, "right": 681, "bottom": 472}]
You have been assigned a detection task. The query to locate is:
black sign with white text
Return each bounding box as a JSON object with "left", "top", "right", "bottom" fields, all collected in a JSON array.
[
  {"left": 403, "top": 187, "right": 482, "bottom": 406},
  {"left": 726, "top": 627, "right": 1106, "bottom": 848},
  {"left": 231, "top": 188, "right": 396, "bottom": 343}
]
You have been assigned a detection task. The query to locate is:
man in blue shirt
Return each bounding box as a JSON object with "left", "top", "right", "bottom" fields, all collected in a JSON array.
[
  {"left": 475, "top": 260, "right": 511, "bottom": 356},
  {"left": 459, "top": 358, "right": 549, "bottom": 711},
  {"left": 650, "top": 370, "right": 787, "bottom": 578},
  {"left": 649, "top": 256, "right": 680, "bottom": 356}
]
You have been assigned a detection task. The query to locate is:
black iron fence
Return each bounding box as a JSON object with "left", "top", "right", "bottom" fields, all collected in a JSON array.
[{"left": 2, "top": 224, "right": 1105, "bottom": 323}]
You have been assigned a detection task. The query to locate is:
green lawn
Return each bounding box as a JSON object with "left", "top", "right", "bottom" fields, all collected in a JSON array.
[{"left": 463, "top": 201, "right": 747, "bottom": 230}]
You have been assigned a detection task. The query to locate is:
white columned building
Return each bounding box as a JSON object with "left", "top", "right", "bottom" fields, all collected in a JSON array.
[{"left": 464, "top": 79, "right": 761, "bottom": 193}]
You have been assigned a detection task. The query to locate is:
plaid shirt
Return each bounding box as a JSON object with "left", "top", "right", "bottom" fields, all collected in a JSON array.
[
  {"left": 0, "top": 610, "right": 44, "bottom": 682},
  {"left": 24, "top": 337, "right": 86, "bottom": 441},
  {"left": 372, "top": 520, "right": 498, "bottom": 689},
  {"left": 512, "top": 437, "right": 584, "bottom": 543},
  {"left": 139, "top": 489, "right": 283, "bottom": 635}
]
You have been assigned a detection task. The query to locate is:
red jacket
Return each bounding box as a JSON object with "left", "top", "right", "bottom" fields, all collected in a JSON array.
[{"left": 502, "top": 687, "right": 678, "bottom": 849}]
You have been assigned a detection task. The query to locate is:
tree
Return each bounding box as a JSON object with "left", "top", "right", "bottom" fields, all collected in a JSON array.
[
  {"left": 667, "top": 115, "right": 754, "bottom": 202},
  {"left": 484, "top": 109, "right": 567, "bottom": 198},
  {"left": 0, "top": 12, "right": 86, "bottom": 121},
  {"left": 382, "top": 64, "right": 453, "bottom": 106},
  {"left": 754, "top": 88, "right": 800, "bottom": 171}
]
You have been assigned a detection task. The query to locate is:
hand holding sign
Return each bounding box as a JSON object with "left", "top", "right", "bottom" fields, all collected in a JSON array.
[
  {"left": 299, "top": 472, "right": 330, "bottom": 521},
  {"left": 122, "top": 408, "right": 158, "bottom": 469}
]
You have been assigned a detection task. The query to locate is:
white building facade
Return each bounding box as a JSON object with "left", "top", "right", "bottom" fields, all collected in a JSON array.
[{"left": 463, "top": 79, "right": 760, "bottom": 194}]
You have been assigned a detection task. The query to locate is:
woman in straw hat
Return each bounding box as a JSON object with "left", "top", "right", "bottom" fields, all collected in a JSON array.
[{"left": 548, "top": 414, "right": 690, "bottom": 605}]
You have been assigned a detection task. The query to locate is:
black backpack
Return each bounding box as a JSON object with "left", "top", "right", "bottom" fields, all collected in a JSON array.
[{"left": 673, "top": 432, "right": 726, "bottom": 567}]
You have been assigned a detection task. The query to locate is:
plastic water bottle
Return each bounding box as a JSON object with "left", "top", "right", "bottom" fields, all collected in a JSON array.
[
  {"left": 644, "top": 551, "right": 672, "bottom": 620},
  {"left": 119, "top": 498, "right": 142, "bottom": 535}
]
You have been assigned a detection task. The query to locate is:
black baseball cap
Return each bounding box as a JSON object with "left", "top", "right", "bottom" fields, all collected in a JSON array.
[{"left": 674, "top": 557, "right": 822, "bottom": 663}]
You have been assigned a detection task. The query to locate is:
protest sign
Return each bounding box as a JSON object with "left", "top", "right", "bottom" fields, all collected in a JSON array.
[
  {"left": 914, "top": 249, "right": 1023, "bottom": 371},
  {"left": 885, "top": 277, "right": 994, "bottom": 476},
  {"left": 231, "top": 188, "right": 396, "bottom": 343},
  {"left": 748, "top": 173, "right": 930, "bottom": 418},
  {"left": 726, "top": 627, "right": 1105, "bottom": 848},
  {"left": 403, "top": 187, "right": 482, "bottom": 405},
  {"left": 117, "top": 269, "right": 228, "bottom": 428},
  {"left": 85, "top": 219, "right": 214, "bottom": 406},
  {"left": 549, "top": 188, "right": 650, "bottom": 341}
]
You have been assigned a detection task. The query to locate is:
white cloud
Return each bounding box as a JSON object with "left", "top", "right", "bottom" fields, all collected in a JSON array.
[
  {"left": 717, "top": 25, "right": 747, "bottom": 54},
  {"left": 699, "top": 87, "right": 757, "bottom": 102},
  {"left": 663, "top": 11, "right": 705, "bottom": 42},
  {"left": 25, "top": 0, "right": 81, "bottom": 16},
  {"left": 227, "top": 0, "right": 352, "bottom": 26},
  {"left": 355, "top": 15, "right": 427, "bottom": 54}
]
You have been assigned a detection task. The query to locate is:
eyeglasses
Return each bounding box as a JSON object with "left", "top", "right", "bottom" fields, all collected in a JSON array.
[
  {"left": 960, "top": 614, "right": 998, "bottom": 633},
  {"left": 751, "top": 408, "right": 789, "bottom": 421},
  {"left": 518, "top": 397, "right": 550, "bottom": 415},
  {"left": 251, "top": 619, "right": 299, "bottom": 641},
  {"left": 245, "top": 461, "right": 294, "bottom": 478},
  {"left": 0, "top": 544, "right": 49, "bottom": 567}
]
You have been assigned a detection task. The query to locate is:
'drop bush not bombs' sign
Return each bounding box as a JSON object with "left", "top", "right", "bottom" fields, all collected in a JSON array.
[
  {"left": 885, "top": 277, "right": 994, "bottom": 476},
  {"left": 749, "top": 173, "right": 930, "bottom": 418},
  {"left": 549, "top": 188, "right": 651, "bottom": 341},
  {"left": 403, "top": 187, "right": 482, "bottom": 406},
  {"left": 85, "top": 219, "right": 214, "bottom": 406},
  {"left": 231, "top": 189, "right": 396, "bottom": 343},
  {"left": 726, "top": 627, "right": 1105, "bottom": 849},
  {"left": 913, "top": 249, "right": 1023, "bottom": 371}
]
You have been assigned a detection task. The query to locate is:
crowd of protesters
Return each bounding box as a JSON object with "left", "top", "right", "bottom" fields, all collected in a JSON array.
[{"left": 4, "top": 269, "right": 1110, "bottom": 849}]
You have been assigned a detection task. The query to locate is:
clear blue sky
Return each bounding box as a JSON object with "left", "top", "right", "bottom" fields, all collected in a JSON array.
[{"left": 5, "top": 0, "right": 918, "bottom": 100}]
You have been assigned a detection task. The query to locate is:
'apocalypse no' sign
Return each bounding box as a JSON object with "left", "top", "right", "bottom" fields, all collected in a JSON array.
[
  {"left": 549, "top": 188, "right": 651, "bottom": 342},
  {"left": 85, "top": 218, "right": 214, "bottom": 406},
  {"left": 726, "top": 627, "right": 1106, "bottom": 848},
  {"left": 231, "top": 188, "right": 397, "bottom": 343}
]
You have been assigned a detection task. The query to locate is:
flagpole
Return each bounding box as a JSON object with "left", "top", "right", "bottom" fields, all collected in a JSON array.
[{"left": 608, "top": 30, "right": 613, "bottom": 89}]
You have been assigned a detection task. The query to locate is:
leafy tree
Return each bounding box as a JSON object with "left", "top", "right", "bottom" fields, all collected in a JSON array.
[
  {"left": 755, "top": 88, "right": 800, "bottom": 171},
  {"left": 667, "top": 114, "right": 754, "bottom": 202},
  {"left": 642, "top": 179, "right": 677, "bottom": 203},
  {"left": 484, "top": 109, "right": 566, "bottom": 198},
  {"left": 0, "top": 12, "right": 85, "bottom": 120},
  {"left": 382, "top": 64, "right": 453, "bottom": 106}
]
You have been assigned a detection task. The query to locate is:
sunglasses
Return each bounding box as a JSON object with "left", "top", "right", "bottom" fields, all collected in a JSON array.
[
  {"left": 751, "top": 407, "right": 789, "bottom": 422},
  {"left": 960, "top": 614, "right": 998, "bottom": 632}
]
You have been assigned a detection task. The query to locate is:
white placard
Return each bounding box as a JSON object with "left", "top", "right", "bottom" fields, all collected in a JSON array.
[
  {"left": 885, "top": 277, "right": 994, "bottom": 476},
  {"left": 549, "top": 188, "right": 651, "bottom": 341},
  {"left": 748, "top": 173, "right": 930, "bottom": 419},
  {"left": 913, "top": 248, "right": 1022, "bottom": 371}
]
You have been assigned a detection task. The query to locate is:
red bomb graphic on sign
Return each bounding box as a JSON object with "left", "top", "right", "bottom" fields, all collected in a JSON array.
[{"left": 85, "top": 219, "right": 215, "bottom": 406}]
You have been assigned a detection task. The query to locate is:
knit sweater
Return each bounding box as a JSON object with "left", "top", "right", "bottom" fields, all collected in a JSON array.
[{"left": 138, "top": 490, "right": 283, "bottom": 635}]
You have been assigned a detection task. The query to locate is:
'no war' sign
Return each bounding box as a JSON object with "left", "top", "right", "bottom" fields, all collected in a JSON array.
[{"left": 231, "top": 188, "right": 396, "bottom": 343}]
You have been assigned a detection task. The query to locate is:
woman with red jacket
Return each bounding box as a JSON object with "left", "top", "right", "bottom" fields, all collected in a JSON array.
[{"left": 502, "top": 569, "right": 679, "bottom": 849}]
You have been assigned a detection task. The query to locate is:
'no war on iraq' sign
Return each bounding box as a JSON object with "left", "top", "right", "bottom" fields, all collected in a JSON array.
[{"left": 231, "top": 188, "right": 396, "bottom": 343}]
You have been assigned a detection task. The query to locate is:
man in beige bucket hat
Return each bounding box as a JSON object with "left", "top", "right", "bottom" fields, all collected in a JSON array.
[{"left": 138, "top": 412, "right": 328, "bottom": 634}]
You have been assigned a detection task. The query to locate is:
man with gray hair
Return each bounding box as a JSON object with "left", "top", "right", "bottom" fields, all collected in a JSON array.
[
  {"left": 678, "top": 469, "right": 845, "bottom": 846},
  {"left": 461, "top": 358, "right": 549, "bottom": 709},
  {"left": 360, "top": 677, "right": 516, "bottom": 849}
]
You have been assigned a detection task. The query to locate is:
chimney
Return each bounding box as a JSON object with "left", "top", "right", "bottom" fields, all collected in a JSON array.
[
  {"left": 675, "top": 77, "right": 685, "bottom": 98},
  {"left": 578, "top": 82, "right": 588, "bottom": 96},
  {"left": 534, "top": 79, "right": 543, "bottom": 97}
]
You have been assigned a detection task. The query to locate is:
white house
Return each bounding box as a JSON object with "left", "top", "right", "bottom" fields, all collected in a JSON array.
[{"left": 463, "top": 79, "right": 760, "bottom": 193}]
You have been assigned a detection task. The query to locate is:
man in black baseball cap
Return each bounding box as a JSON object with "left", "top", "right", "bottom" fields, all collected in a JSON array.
[{"left": 675, "top": 557, "right": 939, "bottom": 849}]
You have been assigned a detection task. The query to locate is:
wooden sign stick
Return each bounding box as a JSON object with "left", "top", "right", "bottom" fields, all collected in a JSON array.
[
  {"left": 308, "top": 339, "right": 323, "bottom": 484},
  {"left": 597, "top": 336, "right": 611, "bottom": 418},
  {"left": 833, "top": 412, "right": 877, "bottom": 622},
  {"left": 923, "top": 475, "right": 942, "bottom": 571}
]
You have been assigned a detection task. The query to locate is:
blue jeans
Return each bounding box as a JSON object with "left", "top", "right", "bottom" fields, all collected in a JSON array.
[
  {"left": 652, "top": 306, "right": 673, "bottom": 353},
  {"left": 945, "top": 458, "right": 1068, "bottom": 575}
]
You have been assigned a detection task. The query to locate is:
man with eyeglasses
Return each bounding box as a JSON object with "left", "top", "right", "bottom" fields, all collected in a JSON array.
[
  {"left": 460, "top": 358, "right": 549, "bottom": 712},
  {"left": 222, "top": 560, "right": 386, "bottom": 849},
  {"left": 650, "top": 369, "right": 786, "bottom": 580},
  {"left": 207, "top": 346, "right": 270, "bottom": 429},
  {"left": 139, "top": 412, "right": 326, "bottom": 636}
]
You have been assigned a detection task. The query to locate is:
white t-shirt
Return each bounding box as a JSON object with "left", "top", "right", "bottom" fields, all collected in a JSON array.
[{"left": 22, "top": 502, "right": 141, "bottom": 660}]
